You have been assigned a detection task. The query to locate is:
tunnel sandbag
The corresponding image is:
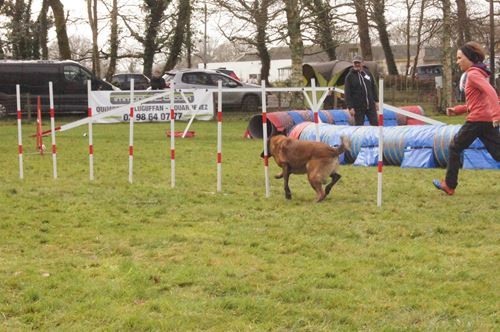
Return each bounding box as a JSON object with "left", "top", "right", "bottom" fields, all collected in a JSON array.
[
  {"left": 382, "top": 108, "right": 398, "bottom": 126},
  {"left": 401, "top": 125, "right": 442, "bottom": 168},
  {"left": 463, "top": 148, "right": 500, "bottom": 169}
]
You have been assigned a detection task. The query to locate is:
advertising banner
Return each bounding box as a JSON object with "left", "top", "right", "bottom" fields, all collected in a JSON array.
[{"left": 89, "top": 90, "right": 214, "bottom": 123}]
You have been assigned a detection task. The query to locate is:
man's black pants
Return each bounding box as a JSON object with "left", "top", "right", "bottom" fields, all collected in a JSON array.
[{"left": 354, "top": 108, "right": 378, "bottom": 126}]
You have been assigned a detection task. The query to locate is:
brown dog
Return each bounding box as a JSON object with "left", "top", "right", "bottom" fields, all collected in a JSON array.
[{"left": 263, "top": 135, "right": 350, "bottom": 202}]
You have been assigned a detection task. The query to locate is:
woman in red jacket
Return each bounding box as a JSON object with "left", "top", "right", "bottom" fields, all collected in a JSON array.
[{"left": 433, "top": 42, "right": 500, "bottom": 195}]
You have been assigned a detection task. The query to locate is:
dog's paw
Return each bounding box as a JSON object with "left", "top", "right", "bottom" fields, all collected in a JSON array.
[{"left": 275, "top": 174, "right": 283, "bottom": 179}]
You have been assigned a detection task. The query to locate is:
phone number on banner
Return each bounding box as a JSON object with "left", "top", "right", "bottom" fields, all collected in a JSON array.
[{"left": 122, "top": 112, "right": 183, "bottom": 122}]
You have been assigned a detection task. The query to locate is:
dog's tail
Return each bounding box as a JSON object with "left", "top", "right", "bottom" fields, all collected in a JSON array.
[{"left": 335, "top": 136, "right": 351, "bottom": 155}]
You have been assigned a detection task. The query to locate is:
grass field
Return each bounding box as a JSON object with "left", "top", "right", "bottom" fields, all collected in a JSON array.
[{"left": 0, "top": 114, "right": 498, "bottom": 330}]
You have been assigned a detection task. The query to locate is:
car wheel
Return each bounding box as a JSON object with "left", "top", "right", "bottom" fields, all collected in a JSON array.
[
  {"left": 241, "top": 95, "right": 259, "bottom": 112},
  {"left": 0, "top": 103, "right": 7, "bottom": 118}
]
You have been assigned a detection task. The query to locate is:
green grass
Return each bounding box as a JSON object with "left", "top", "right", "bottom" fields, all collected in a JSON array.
[{"left": 0, "top": 114, "right": 498, "bottom": 331}]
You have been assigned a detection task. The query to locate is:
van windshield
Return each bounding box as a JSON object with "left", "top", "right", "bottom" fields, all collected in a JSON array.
[{"left": 64, "top": 65, "right": 93, "bottom": 83}]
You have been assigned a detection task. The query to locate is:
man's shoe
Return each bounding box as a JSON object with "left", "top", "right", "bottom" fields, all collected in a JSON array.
[{"left": 433, "top": 179, "right": 455, "bottom": 195}]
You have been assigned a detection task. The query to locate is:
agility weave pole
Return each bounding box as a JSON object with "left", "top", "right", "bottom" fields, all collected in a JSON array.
[
  {"left": 87, "top": 81, "right": 94, "bottom": 181},
  {"left": 128, "top": 80, "right": 135, "bottom": 184},
  {"left": 217, "top": 81, "right": 223, "bottom": 192},
  {"left": 49, "top": 82, "right": 58, "bottom": 179},
  {"left": 170, "top": 82, "right": 176, "bottom": 188},
  {"left": 16, "top": 85, "right": 23, "bottom": 180},
  {"left": 377, "top": 79, "right": 384, "bottom": 207},
  {"left": 261, "top": 80, "right": 270, "bottom": 198}
]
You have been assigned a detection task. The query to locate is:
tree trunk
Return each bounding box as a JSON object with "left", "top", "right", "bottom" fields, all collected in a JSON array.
[
  {"left": 441, "top": 0, "right": 452, "bottom": 112},
  {"left": 87, "top": 0, "right": 100, "bottom": 77},
  {"left": 284, "top": 0, "right": 304, "bottom": 88},
  {"left": 48, "top": 0, "right": 71, "bottom": 59},
  {"left": 104, "top": 0, "right": 119, "bottom": 81},
  {"left": 163, "top": 0, "right": 191, "bottom": 72},
  {"left": 256, "top": 1, "right": 272, "bottom": 85},
  {"left": 353, "top": 0, "right": 372, "bottom": 61},
  {"left": 455, "top": 0, "right": 471, "bottom": 46},
  {"left": 185, "top": 3, "right": 192, "bottom": 68},
  {"left": 411, "top": 0, "right": 426, "bottom": 77},
  {"left": 37, "top": 0, "right": 50, "bottom": 59},
  {"left": 371, "top": 0, "right": 398, "bottom": 75},
  {"left": 142, "top": 0, "right": 170, "bottom": 77},
  {"left": 489, "top": 0, "right": 495, "bottom": 87},
  {"left": 404, "top": 0, "right": 416, "bottom": 75}
]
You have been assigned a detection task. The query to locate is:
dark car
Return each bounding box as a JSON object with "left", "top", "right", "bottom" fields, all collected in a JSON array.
[
  {"left": 111, "top": 73, "right": 150, "bottom": 90},
  {"left": 0, "top": 60, "right": 116, "bottom": 117},
  {"left": 164, "top": 69, "right": 261, "bottom": 112},
  {"left": 409, "top": 64, "right": 443, "bottom": 81}
]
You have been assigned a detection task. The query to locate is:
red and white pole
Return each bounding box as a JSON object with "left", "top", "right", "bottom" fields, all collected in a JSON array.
[
  {"left": 261, "top": 80, "right": 270, "bottom": 197},
  {"left": 377, "top": 78, "right": 384, "bottom": 207},
  {"left": 36, "top": 96, "right": 44, "bottom": 155},
  {"left": 49, "top": 82, "right": 57, "bottom": 179},
  {"left": 16, "top": 84, "right": 23, "bottom": 180},
  {"left": 128, "top": 79, "right": 135, "bottom": 184},
  {"left": 170, "top": 82, "right": 176, "bottom": 188},
  {"left": 311, "top": 78, "right": 320, "bottom": 142},
  {"left": 217, "top": 81, "right": 223, "bottom": 192},
  {"left": 87, "top": 80, "right": 94, "bottom": 181}
]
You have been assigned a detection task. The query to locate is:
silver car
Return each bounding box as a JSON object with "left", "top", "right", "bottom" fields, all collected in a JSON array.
[{"left": 164, "top": 69, "right": 262, "bottom": 112}]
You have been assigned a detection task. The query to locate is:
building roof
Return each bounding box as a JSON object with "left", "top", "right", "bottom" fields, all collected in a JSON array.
[{"left": 236, "top": 44, "right": 441, "bottom": 64}]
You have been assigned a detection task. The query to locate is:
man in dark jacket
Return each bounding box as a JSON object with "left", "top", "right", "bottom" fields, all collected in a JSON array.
[
  {"left": 150, "top": 68, "right": 166, "bottom": 90},
  {"left": 344, "top": 55, "right": 379, "bottom": 126}
]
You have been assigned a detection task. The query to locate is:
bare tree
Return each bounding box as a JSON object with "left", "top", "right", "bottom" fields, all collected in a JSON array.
[
  {"left": 303, "top": 0, "right": 338, "bottom": 60},
  {"left": 213, "top": 0, "right": 279, "bottom": 85},
  {"left": 410, "top": 0, "right": 430, "bottom": 77},
  {"left": 403, "top": 0, "right": 417, "bottom": 74},
  {"left": 120, "top": 0, "right": 172, "bottom": 77}
]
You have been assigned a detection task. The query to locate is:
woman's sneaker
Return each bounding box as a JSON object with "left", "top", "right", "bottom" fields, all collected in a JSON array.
[{"left": 433, "top": 179, "right": 455, "bottom": 195}]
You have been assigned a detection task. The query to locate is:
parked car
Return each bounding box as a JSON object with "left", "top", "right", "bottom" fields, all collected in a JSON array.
[
  {"left": 164, "top": 69, "right": 261, "bottom": 112},
  {"left": 111, "top": 73, "right": 150, "bottom": 90},
  {"left": 0, "top": 60, "right": 117, "bottom": 117},
  {"left": 408, "top": 64, "right": 443, "bottom": 81}
]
